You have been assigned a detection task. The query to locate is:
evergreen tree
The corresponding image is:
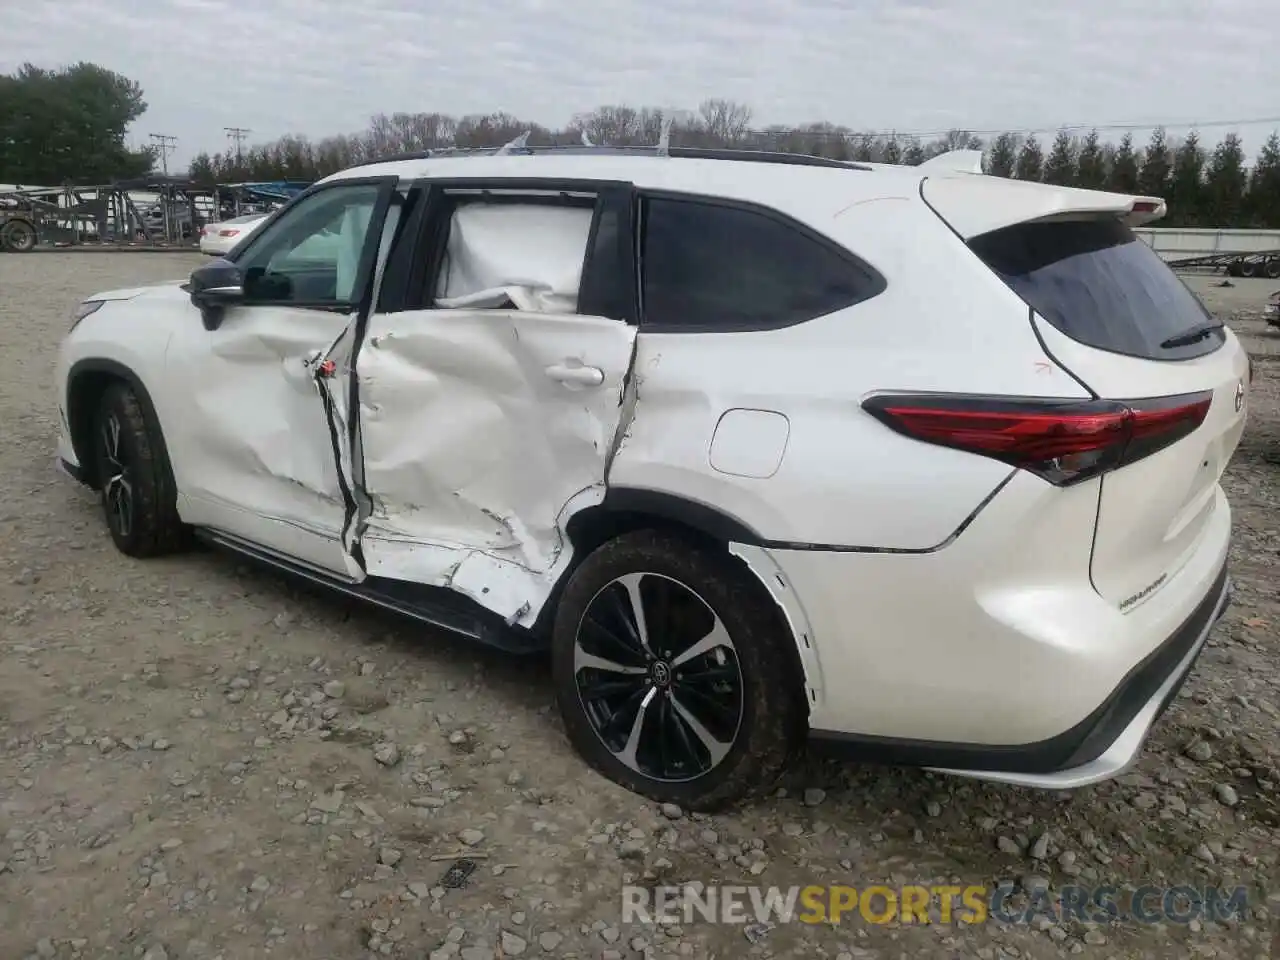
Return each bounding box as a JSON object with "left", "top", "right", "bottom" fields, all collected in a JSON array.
[
  {"left": 986, "top": 133, "right": 1018, "bottom": 178},
  {"left": 902, "top": 138, "right": 926, "bottom": 166},
  {"left": 1107, "top": 133, "right": 1140, "bottom": 193},
  {"left": 1075, "top": 129, "right": 1107, "bottom": 189},
  {"left": 1247, "top": 132, "right": 1280, "bottom": 228},
  {"left": 0, "top": 62, "right": 154, "bottom": 182},
  {"left": 1042, "top": 131, "right": 1077, "bottom": 186},
  {"left": 1168, "top": 131, "right": 1206, "bottom": 226},
  {"left": 1013, "top": 135, "right": 1043, "bottom": 181},
  {"left": 1203, "top": 133, "right": 1246, "bottom": 227},
  {"left": 882, "top": 137, "right": 902, "bottom": 164},
  {"left": 1137, "top": 128, "right": 1172, "bottom": 199}
]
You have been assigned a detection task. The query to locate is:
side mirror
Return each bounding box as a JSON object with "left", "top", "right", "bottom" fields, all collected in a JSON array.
[{"left": 189, "top": 258, "right": 244, "bottom": 330}]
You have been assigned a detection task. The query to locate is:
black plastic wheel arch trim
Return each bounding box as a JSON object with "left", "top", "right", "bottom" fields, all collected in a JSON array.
[{"left": 65, "top": 358, "right": 174, "bottom": 491}]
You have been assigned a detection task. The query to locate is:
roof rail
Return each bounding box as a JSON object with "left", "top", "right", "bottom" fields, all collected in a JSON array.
[{"left": 346, "top": 143, "right": 871, "bottom": 172}]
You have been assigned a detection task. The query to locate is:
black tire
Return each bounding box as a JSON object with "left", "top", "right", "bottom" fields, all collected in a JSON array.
[
  {"left": 1263, "top": 257, "right": 1280, "bottom": 280},
  {"left": 1240, "top": 259, "right": 1258, "bottom": 278},
  {"left": 2, "top": 218, "right": 37, "bottom": 252},
  {"left": 551, "top": 529, "right": 807, "bottom": 811},
  {"left": 92, "top": 382, "right": 190, "bottom": 557}
]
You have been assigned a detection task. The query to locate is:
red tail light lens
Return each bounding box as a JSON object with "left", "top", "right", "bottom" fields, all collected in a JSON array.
[
  {"left": 862, "top": 392, "right": 1213, "bottom": 486},
  {"left": 219, "top": 229, "right": 240, "bottom": 237}
]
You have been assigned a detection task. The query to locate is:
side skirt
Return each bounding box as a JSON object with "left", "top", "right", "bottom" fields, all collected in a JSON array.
[{"left": 195, "top": 528, "right": 547, "bottom": 655}]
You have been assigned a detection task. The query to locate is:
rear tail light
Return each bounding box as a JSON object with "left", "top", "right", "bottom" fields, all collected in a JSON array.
[
  {"left": 219, "top": 229, "right": 240, "bottom": 237},
  {"left": 862, "top": 391, "right": 1213, "bottom": 486}
]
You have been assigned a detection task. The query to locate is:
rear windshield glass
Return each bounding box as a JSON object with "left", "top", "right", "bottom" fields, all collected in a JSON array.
[{"left": 969, "top": 218, "right": 1224, "bottom": 360}]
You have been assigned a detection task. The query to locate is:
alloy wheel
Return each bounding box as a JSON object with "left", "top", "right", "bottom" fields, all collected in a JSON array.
[
  {"left": 100, "top": 413, "right": 134, "bottom": 539},
  {"left": 573, "top": 572, "right": 745, "bottom": 783}
]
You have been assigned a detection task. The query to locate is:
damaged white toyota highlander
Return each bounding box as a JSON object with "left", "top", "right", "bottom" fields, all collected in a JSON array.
[{"left": 54, "top": 143, "right": 1248, "bottom": 810}]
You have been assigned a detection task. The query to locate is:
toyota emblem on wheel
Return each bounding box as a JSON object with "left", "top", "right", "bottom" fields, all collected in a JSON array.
[{"left": 1235, "top": 380, "right": 1245, "bottom": 413}]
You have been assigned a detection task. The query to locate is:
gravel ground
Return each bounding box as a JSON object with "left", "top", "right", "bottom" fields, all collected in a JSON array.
[{"left": 1, "top": 254, "right": 1278, "bottom": 960}]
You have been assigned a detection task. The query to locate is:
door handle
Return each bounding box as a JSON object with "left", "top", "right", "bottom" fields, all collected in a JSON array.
[{"left": 545, "top": 362, "right": 604, "bottom": 387}]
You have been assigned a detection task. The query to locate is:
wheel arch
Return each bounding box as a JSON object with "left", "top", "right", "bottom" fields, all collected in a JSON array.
[
  {"left": 66, "top": 358, "right": 169, "bottom": 490},
  {"left": 545, "top": 488, "right": 820, "bottom": 715}
]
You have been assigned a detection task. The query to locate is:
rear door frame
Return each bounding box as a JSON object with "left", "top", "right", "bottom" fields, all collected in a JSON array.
[{"left": 339, "top": 175, "right": 641, "bottom": 621}]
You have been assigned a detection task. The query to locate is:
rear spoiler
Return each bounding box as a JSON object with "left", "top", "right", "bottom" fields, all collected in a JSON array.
[
  {"left": 921, "top": 171, "right": 1169, "bottom": 238},
  {"left": 1123, "top": 197, "right": 1167, "bottom": 226},
  {"left": 917, "top": 150, "right": 985, "bottom": 174}
]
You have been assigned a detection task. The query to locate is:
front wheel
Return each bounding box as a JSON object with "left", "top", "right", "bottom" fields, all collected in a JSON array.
[
  {"left": 551, "top": 530, "right": 807, "bottom": 811},
  {"left": 92, "top": 382, "right": 190, "bottom": 557}
]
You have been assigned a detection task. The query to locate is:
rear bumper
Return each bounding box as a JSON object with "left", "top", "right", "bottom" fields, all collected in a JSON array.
[
  {"left": 926, "top": 563, "right": 1230, "bottom": 788},
  {"left": 808, "top": 563, "right": 1231, "bottom": 787}
]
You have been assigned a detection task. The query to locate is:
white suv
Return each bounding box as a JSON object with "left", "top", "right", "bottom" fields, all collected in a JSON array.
[{"left": 54, "top": 145, "right": 1247, "bottom": 810}]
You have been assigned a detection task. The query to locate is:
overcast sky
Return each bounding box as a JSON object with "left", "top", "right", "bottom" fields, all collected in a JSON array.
[{"left": 4, "top": 0, "right": 1280, "bottom": 169}]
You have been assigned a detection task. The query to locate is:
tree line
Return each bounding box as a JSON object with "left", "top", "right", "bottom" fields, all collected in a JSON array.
[
  {"left": 0, "top": 62, "right": 155, "bottom": 184},
  {"left": 2, "top": 61, "right": 1278, "bottom": 229},
  {"left": 190, "top": 101, "right": 1280, "bottom": 229}
]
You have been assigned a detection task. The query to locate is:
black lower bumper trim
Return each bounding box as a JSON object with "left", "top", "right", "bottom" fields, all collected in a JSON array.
[{"left": 810, "top": 561, "right": 1231, "bottom": 774}]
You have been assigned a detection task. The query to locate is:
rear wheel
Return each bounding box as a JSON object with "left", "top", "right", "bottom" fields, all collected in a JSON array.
[
  {"left": 551, "top": 530, "right": 806, "bottom": 811},
  {"left": 1263, "top": 257, "right": 1280, "bottom": 280},
  {"left": 92, "top": 382, "right": 190, "bottom": 557},
  {"left": 1240, "top": 258, "right": 1259, "bottom": 278},
  {"left": 1, "top": 218, "right": 37, "bottom": 252}
]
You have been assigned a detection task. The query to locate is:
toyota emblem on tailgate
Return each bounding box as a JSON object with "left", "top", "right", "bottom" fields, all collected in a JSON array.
[{"left": 1234, "top": 380, "right": 1245, "bottom": 413}]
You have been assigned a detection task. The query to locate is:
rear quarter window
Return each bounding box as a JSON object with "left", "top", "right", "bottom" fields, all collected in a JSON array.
[
  {"left": 968, "top": 218, "right": 1224, "bottom": 361},
  {"left": 640, "top": 195, "right": 884, "bottom": 332}
]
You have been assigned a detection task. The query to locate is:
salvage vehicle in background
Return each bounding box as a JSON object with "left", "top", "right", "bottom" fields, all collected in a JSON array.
[
  {"left": 199, "top": 213, "right": 268, "bottom": 256},
  {"left": 53, "top": 143, "right": 1246, "bottom": 809},
  {"left": 0, "top": 205, "right": 39, "bottom": 252}
]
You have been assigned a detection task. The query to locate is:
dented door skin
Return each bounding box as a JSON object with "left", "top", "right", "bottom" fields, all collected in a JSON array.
[
  {"left": 348, "top": 181, "right": 639, "bottom": 625},
  {"left": 163, "top": 177, "right": 399, "bottom": 577}
]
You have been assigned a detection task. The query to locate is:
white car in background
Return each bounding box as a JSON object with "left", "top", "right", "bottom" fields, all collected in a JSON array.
[
  {"left": 199, "top": 213, "right": 267, "bottom": 256},
  {"left": 53, "top": 145, "right": 1247, "bottom": 810}
]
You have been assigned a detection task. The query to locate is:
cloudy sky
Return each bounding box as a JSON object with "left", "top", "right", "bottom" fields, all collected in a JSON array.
[{"left": 4, "top": 0, "right": 1280, "bottom": 169}]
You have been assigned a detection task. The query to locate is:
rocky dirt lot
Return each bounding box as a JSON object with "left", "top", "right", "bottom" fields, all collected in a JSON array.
[{"left": 1, "top": 255, "right": 1278, "bottom": 960}]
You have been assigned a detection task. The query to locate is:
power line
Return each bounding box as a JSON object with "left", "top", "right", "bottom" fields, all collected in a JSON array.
[
  {"left": 742, "top": 114, "right": 1280, "bottom": 142},
  {"left": 147, "top": 133, "right": 178, "bottom": 175},
  {"left": 224, "top": 126, "right": 251, "bottom": 162}
]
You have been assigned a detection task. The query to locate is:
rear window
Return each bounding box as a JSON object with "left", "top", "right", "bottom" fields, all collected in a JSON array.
[
  {"left": 640, "top": 196, "right": 884, "bottom": 332},
  {"left": 969, "top": 218, "right": 1224, "bottom": 360}
]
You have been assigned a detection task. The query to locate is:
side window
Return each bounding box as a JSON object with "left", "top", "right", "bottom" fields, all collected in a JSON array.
[
  {"left": 234, "top": 183, "right": 383, "bottom": 305},
  {"left": 640, "top": 196, "right": 884, "bottom": 331},
  {"left": 428, "top": 198, "right": 595, "bottom": 314}
]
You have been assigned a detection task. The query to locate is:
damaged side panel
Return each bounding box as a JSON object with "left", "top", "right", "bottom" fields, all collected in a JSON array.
[
  {"left": 164, "top": 301, "right": 360, "bottom": 575},
  {"left": 354, "top": 308, "right": 637, "bottom": 625}
]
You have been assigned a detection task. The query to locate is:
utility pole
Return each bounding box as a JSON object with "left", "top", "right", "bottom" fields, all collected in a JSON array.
[
  {"left": 224, "top": 127, "right": 251, "bottom": 165},
  {"left": 148, "top": 133, "right": 178, "bottom": 175}
]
